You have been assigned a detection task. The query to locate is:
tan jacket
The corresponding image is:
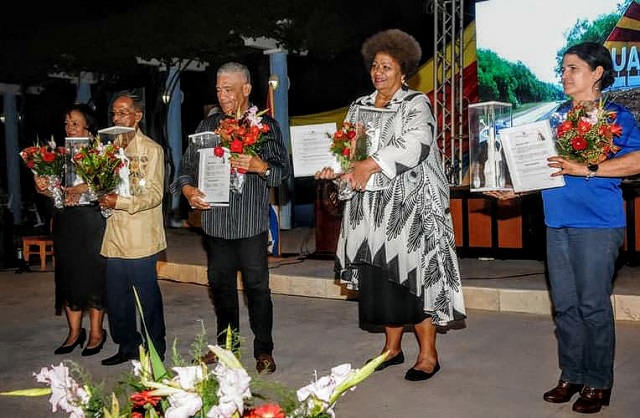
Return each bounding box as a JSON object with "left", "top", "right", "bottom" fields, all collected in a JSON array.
[{"left": 100, "top": 130, "right": 167, "bottom": 259}]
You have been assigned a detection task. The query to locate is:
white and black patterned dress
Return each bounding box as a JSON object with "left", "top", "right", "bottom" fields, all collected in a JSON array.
[{"left": 336, "top": 88, "right": 466, "bottom": 326}]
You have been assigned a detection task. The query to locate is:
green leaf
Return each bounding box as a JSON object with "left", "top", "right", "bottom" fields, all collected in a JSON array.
[
  {"left": 132, "top": 286, "right": 168, "bottom": 381},
  {"left": 0, "top": 388, "right": 52, "bottom": 397}
]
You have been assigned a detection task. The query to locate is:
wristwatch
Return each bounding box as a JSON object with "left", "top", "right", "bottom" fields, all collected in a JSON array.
[
  {"left": 586, "top": 163, "right": 599, "bottom": 180},
  {"left": 260, "top": 164, "right": 271, "bottom": 179}
]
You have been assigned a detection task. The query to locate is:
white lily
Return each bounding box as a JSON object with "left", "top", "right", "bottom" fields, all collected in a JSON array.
[
  {"left": 165, "top": 391, "right": 203, "bottom": 418},
  {"left": 33, "top": 363, "right": 89, "bottom": 418}
]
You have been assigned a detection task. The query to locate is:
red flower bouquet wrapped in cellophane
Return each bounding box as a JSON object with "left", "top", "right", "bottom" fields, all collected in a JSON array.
[
  {"left": 328, "top": 121, "right": 369, "bottom": 200},
  {"left": 71, "top": 137, "right": 125, "bottom": 217},
  {"left": 213, "top": 105, "right": 271, "bottom": 193},
  {"left": 19, "top": 137, "right": 67, "bottom": 208}
]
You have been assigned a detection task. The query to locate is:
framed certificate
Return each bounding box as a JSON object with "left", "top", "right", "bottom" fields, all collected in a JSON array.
[
  {"left": 290, "top": 123, "right": 339, "bottom": 177},
  {"left": 499, "top": 120, "right": 565, "bottom": 193},
  {"left": 197, "top": 148, "right": 230, "bottom": 206}
]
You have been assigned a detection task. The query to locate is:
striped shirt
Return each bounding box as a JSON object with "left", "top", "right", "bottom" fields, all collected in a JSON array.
[{"left": 170, "top": 111, "right": 290, "bottom": 239}]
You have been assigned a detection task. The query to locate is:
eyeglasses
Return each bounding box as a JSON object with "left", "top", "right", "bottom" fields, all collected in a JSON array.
[{"left": 109, "top": 110, "right": 136, "bottom": 119}]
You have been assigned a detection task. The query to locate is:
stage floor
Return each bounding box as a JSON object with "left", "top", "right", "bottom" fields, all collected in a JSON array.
[{"left": 158, "top": 227, "right": 640, "bottom": 322}]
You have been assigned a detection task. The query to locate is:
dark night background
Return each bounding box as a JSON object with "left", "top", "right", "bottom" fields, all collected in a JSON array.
[{"left": 0, "top": 0, "right": 477, "bottom": 227}]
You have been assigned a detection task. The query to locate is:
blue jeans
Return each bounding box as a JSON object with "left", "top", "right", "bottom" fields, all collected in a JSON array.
[
  {"left": 105, "top": 255, "right": 166, "bottom": 357},
  {"left": 546, "top": 227, "right": 623, "bottom": 389}
]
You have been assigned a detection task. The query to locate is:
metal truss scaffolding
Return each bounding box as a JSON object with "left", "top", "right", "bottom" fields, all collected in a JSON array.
[{"left": 431, "top": 0, "right": 465, "bottom": 185}]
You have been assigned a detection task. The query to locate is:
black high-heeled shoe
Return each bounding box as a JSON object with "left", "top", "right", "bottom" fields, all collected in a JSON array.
[
  {"left": 81, "top": 329, "right": 107, "bottom": 357},
  {"left": 54, "top": 328, "right": 86, "bottom": 355}
]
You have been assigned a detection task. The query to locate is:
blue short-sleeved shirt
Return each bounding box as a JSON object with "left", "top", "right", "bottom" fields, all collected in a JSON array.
[{"left": 542, "top": 101, "right": 640, "bottom": 228}]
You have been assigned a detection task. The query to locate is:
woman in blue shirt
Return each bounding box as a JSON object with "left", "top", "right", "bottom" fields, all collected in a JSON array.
[{"left": 490, "top": 42, "right": 640, "bottom": 414}]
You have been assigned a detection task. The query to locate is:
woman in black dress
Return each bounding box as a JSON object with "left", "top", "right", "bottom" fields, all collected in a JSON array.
[{"left": 35, "top": 103, "right": 107, "bottom": 356}]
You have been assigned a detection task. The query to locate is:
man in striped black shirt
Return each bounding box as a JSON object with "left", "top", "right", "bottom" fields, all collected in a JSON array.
[{"left": 171, "top": 62, "right": 290, "bottom": 374}]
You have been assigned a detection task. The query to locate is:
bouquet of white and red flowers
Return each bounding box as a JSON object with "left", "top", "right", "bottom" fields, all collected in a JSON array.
[
  {"left": 329, "top": 121, "right": 368, "bottom": 172},
  {"left": 71, "top": 137, "right": 126, "bottom": 217},
  {"left": 71, "top": 138, "right": 123, "bottom": 196},
  {"left": 213, "top": 106, "right": 271, "bottom": 193},
  {"left": 19, "top": 137, "right": 67, "bottom": 208},
  {"left": 19, "top": 138, "right": 67, "bottom": 177},
  {"left": 554, "top": 99, "right": 623, "bottom": 164}
]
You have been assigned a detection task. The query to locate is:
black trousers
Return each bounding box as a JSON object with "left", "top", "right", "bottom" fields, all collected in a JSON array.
[{"left": 205, "top": 231, "right": 274, "bottom": 358}]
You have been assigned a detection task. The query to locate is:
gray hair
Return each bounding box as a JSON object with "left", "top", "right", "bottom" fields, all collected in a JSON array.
[
  {"left": 114, "top": 90, "right": 144, "bottom": 113},
  {"left": 217, "top": 62, "right": 251, "bottom": 84}
]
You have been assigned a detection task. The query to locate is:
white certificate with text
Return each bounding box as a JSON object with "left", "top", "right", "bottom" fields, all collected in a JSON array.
[
  {"left": 290, "top": 123, "right": 340, "bottom": 177},
  {"left": 197, "top": 148, "right": 230, "bottom": 206},
  {"left": 499, "top": 120, "right": 565, "bottom": 193}
]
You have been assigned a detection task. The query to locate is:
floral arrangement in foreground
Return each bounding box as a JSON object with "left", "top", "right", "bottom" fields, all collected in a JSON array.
[
  {"left": 19, "top": 137, "right": 67, "bottom": 177},
  {"left": 1, "top": 289, "right": 386, "bottom": 418},
  {"left": 213, "top": 105, "right": 271, "bottom": 173},
  {"left": 328, "top": 122, "right": 368, "bottom": 172},
  {"left": 553, "top": 99, "right": 622, "bottom": 164},
  {"left": 72, "top": 137, "right": 124, "bottom": 195}
]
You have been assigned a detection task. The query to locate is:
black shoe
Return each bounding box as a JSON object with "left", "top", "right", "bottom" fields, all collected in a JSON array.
[
  {"left": 54, "top": 328, "right": 86, "bottom": 355},
  {"left": 81, "top": 329, "right": 107, "bottom": 357},
  {"left": 101, "top": 351, "right": 138, "bottom": 366},
  {"left": 366, "top": 351, "right": 405, "bottom": 372},
  {"left": 404, "top": 362, "right": 441, "bottom": 381}
]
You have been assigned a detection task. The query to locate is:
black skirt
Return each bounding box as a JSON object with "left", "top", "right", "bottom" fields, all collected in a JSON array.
[
  {"left": 52, "top": 205, "right": 106, "bottom": 314},
  {"left": 358, "top": 264, "right": 428, "bottom": 327}
]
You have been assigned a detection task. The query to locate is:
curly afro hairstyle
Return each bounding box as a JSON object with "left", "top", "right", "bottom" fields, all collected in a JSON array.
[{"left": 361, "top": 29, "right": 422, "bottom": 77}]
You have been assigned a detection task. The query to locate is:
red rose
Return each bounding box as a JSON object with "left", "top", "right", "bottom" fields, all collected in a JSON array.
[
  {"left": 261, "top": 124, "right": 270, "bottom": 133},
  {"left": 42, "top": 152, "right": 56, "bottom": 163},
  {"left": 347, "top": 129, "right": 357, "bottom": 139},
  {"left": 341, "top": 148, "right": 351, "bottom": 157},
  {"left": 27, "top": 160, "right": 35, "bottom": 168},
  {"left": 571, "top": 137, "right": 587, "bottom": 151},
  {"left": 334, "top": 130, "right": 345, "bottom": 139},
  {"left": 230, "top": 139, "right": 244, "bottom": 153},
  {"left": 214, "top": 146, "right": 224, "bottom": 157}
]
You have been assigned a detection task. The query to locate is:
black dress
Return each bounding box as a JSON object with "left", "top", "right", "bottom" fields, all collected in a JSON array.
[{"left": 52, "top": 205, "right": 106, "bottom": 315}]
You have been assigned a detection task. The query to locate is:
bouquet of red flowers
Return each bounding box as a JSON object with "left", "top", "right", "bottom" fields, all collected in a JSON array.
[
  {"left": 20, "top": 137, "right": 67, "bottom": 208},
  {"left": 72, "top": 138, "right": 123, "bottom": 195},
  {"left": 329, "top": 121, "right": 368, "bottom": 172},
  {"left": 19, "top": 137, "right": 66, "bottom": 177},
  {"left": 213, "top": 105, "right": 271, "bottom": 170},
  {"left": 554, "top": 99, "right": 622, "bottom": 164}
]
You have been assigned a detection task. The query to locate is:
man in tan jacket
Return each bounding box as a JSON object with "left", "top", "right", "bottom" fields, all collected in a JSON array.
[{"left": 99, "top": 92, "right": 167, "bottom": 366}]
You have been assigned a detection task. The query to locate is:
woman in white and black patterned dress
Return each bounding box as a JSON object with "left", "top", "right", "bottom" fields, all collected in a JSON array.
[{"left": 316, "top": 29, "right": 465, "bottom": 381}]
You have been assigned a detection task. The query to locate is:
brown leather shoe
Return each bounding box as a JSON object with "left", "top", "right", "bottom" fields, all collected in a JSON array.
[
  {"left": 543, "top": 380, "right": 584, "bottom": 403},
  {"left": 256, "top": 353, "right": 276, "bottom": 375},
  {"left": 572, "top": 387, "right": 611, "bottom": 414}
]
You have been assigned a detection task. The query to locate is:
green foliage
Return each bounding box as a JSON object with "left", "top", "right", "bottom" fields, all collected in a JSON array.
[
  {"left": 554, "top": 0, "right": 632, "bottom": 77},
  {"left": 477, "top": 49, "right": 564, "bottom": 106}
]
